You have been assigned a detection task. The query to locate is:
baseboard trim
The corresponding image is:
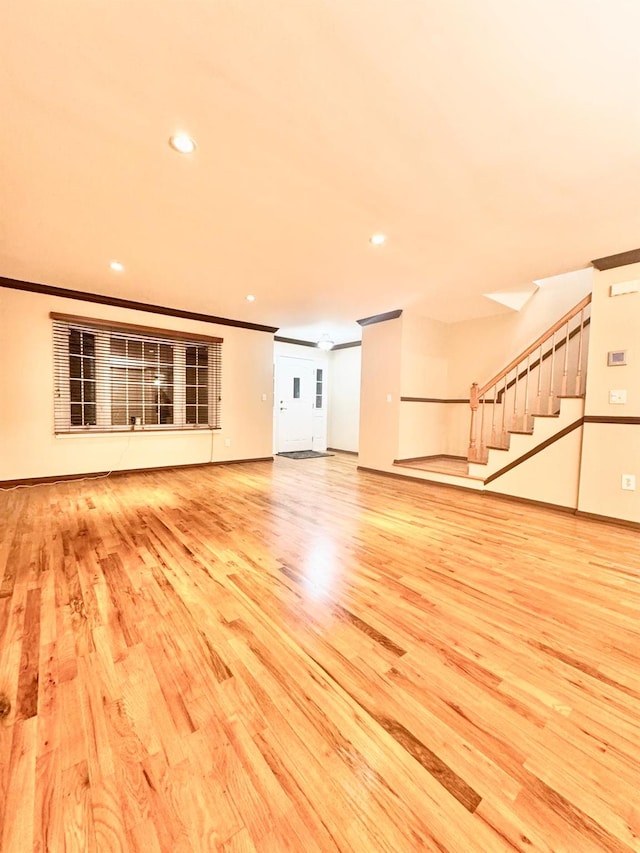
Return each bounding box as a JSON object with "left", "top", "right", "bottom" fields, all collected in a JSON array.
[
  {"left": 0, "top": 457, "right": 274, "bottom": 489},
  {"left": 327, "top": 447, "right": 359, "bottom": 456},
  {"left": 483, "top": 490, "right": 576, "bottom": 514},
  {"left": 574, "top": 511, "right": 640, "bottom": 531},
  {"left": 208, "top": 457, "right": 274, "bottom": 466}
]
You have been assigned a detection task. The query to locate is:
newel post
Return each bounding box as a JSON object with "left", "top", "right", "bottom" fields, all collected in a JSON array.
[{"left": 468, "top": 382, "right": 479, "bottom": 462}]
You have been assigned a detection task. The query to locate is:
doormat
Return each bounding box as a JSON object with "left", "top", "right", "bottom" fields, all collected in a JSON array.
[{"left": 277, "top": 451, "right": 334, "bottom": 460}]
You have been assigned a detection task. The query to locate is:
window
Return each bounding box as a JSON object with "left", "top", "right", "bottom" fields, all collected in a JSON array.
[
  {"left": 53, "top": 314, "right": 222, "bottom": 433},
  {"left": 186, "top": 345, "right": 210, "bottom": 425},
  {"left": 69, "top": 329, "right": 97, "bottom": 426},
  {"left": 315, "top": 368, "right": 323, "bottom": 409}
]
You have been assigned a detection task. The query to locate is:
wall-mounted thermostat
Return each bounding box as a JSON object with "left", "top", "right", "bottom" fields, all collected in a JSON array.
[{"left": 607, "top": 350, "right": 627, "bottom": 366}]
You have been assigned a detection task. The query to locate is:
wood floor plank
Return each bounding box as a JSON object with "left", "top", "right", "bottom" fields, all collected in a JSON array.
[
  {"left": 1, "top": 716, "right": 37, "bottom": 853},
  {"left": 0, "top": 454, "right": 639, "bottom": 851},
  {"left": 33, "top": 747, "right": 63, "bottom": 853}
]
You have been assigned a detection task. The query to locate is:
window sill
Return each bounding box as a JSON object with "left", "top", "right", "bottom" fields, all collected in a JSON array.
[{"left": 55, "top": 427, "right": 222, "bottom": 439}]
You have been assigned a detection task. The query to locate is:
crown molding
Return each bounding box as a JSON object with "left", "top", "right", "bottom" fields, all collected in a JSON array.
[{"left": 0, "top": 276, "right": 279, "bottom": 334}]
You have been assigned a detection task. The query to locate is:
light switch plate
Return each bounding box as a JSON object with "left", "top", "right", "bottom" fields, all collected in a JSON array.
[{"left": 609, "top": 389, "right": 627, "bottom": 404}]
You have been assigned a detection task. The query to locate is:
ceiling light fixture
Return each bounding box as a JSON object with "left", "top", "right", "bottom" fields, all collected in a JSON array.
[
  {"left": 246, "top": 294, "right": 256, "bottom": 302},
  {"left": 169, "top": 133, "right": 196, "bottom": 154},
  {"left": 317, "top": 335, "right": 334, "bottom": 351},
  {"left": 110, "top": 260, "right": 124, "bottom": 272},
  {"left": 369, "top": 233, "right": 386, "bottom": 246}
]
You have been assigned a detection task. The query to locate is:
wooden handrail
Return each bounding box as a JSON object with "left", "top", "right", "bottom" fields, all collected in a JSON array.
[
  {"left": 495, "top": 316, "right": 591, "bottom": 403},
  {"left": 476, "top": 293, "right": 591, "bottom": 396}
]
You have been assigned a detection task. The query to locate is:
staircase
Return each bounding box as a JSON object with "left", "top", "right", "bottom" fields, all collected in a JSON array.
[
  {"left": 467, "top": 294, "right": 591, "bottom": 470},
  {"left": 391, "top": 294, "right": 591, "bottom": 502}
]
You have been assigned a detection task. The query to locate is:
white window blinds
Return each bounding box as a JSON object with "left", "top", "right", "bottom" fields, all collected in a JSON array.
[{"left": 52, "top": 314, "right": 222, "bottom": 434}]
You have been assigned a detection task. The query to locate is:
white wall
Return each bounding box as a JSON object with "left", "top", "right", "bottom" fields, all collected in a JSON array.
[
  {"left": 485, "top": 425, "right": 584, "bottom": 509},
  {"left": 400, "top": 313, "right": 449, "bottom": 398},
  {"left": 0, "top": 287, "right": 274, "bottom": 481},
  {"left": 396, "top": 313, "right": 449, "bottom": 459},
  {"left": 327, "top": 346, "right": 361, "bottom": 453},
  {"left": 358, "top": 318, "right": 402, "bottom": 470},
  {"left": 398, "top": 402, "right": 447, "bottom": 459}
]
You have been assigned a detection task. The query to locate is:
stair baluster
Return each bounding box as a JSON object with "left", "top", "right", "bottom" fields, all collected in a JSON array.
[
  {"left": 479, "top": 391, "right": 486, "bottom": 461},
  {"left": 575, "top": 307, "right": 585, "bottom": 395},
  {"left": 469, "top": 382, "right": 479, "bottom": 462},
  {"left": 548, "top": 328, "right": 556, "bottom": 414},
  {"left": 536, "top": 342, "right": 543, "bottom": 414},
  {"left": 561, "top": 318, "right": 571, "bottom": 397},
  {"left": 501, "top": 375, "right": 508, "bottom": 448},
  {"left": 523, "top": 352, "right": 531, "bottom": 432}
]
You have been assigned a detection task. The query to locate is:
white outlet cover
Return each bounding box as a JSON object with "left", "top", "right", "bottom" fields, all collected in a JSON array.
[{"left": 621, "top": 474, "right": 636, "bottom": 491}]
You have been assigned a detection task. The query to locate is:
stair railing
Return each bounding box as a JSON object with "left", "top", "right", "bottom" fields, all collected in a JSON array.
[{"left": 468, "top": 293, "right": 591, "bottom": 463}]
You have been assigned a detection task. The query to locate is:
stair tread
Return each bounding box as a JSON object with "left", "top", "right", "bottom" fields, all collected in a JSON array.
[
  {"left": 531, "top": 413, "right": 559, "bottom": 418},
  {"left": 508, "top": 429, "right": 534, "bottom": 435},
  {"left": 557, "top": 394, "right": 585, "bottom": 399}
]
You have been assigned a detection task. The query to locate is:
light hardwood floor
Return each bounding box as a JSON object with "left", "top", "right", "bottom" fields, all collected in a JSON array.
[{"left": 0, "top": 453, "right": 639, "bottom": 852}]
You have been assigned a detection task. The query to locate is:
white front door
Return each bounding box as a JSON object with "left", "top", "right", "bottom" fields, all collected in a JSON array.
[{"left": 275, "top": 356, "right": 315, "bottom": 452}]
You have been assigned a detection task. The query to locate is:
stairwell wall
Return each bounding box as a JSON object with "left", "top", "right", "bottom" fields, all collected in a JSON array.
[{"left": 447, "top": 269, "right": 594, "bottom": 397}]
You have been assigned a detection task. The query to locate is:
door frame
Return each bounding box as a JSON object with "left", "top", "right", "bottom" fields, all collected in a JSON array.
[{"left": 273, "top": 347, "right": 329, "bottom": 454}]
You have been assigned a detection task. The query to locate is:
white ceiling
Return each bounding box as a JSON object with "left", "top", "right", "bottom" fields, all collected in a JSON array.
[{"left": 2, "top": 1, "right": 640, "bottom": 343}]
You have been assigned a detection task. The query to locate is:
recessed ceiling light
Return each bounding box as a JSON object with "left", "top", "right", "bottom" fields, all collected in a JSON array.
[
  {"left": 369, "top": 233, "right": 386, "bottom": 246},
  {"left": 246, "top": 294, "right": 256, "bottom": 302},
  {"left": 169, "top": 133, "right": 196, "bottom": 154},
  {"left": 110, "top": 260, "right": 124, "bottom": 272}
]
